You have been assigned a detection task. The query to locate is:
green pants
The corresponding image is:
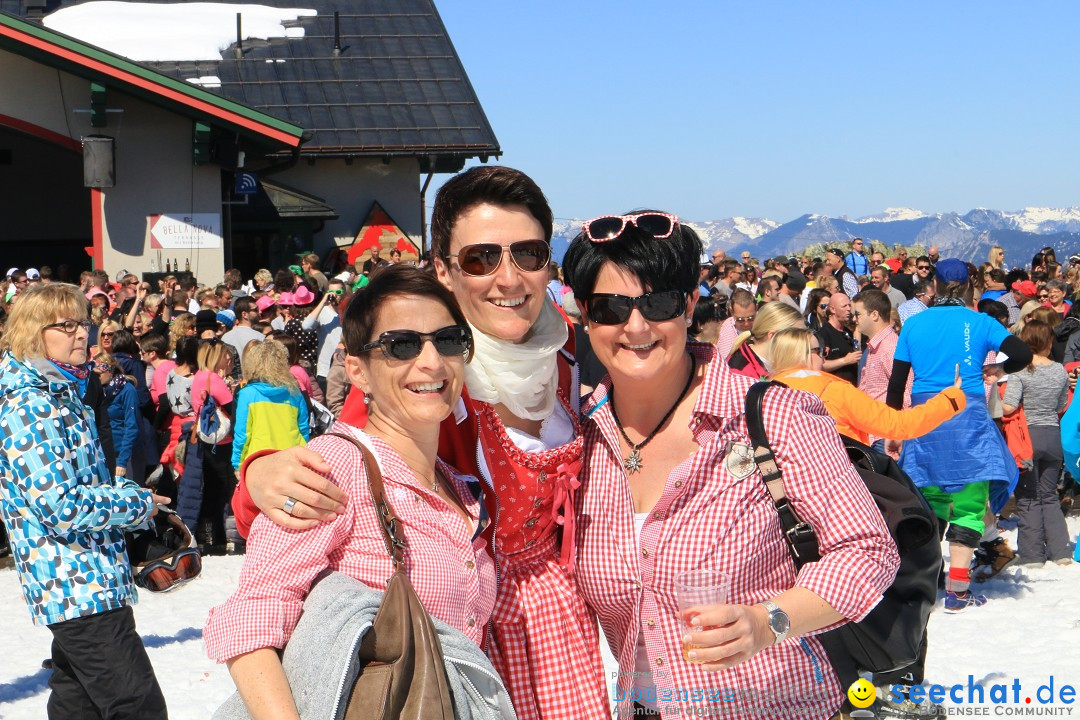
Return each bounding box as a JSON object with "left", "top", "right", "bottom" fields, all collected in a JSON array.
[{"left": 920, "top": 482, "right": 990, "bottom": 535}]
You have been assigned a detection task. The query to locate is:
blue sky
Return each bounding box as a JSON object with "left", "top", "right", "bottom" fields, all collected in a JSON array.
[{"left": 434, "top": 1, "right": 1080, "bottom": 224}]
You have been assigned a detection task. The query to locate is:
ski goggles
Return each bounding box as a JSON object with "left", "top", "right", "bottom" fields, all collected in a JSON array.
[
  {"left": 450, "top": 240, "right": 550, "bottom": 277},
  {"left": 585, "top": 290, "right": 687, "bottom": 325},
  {"left": 359, "top": 325, "right": 472, "bottom": 361},
  {"left": 131, "top": 508, "right": 202, "bottom": 593},
  {"left": 581, "top": 212, "right": 680, "bottom": 243}
]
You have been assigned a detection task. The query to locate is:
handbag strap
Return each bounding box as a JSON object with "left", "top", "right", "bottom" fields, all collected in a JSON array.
[
  {"left": 744, "top": 382, "right": 821, "bottom": 569},
  {"left": 325, "top": 432, "right": 406, "bottom": 567}
]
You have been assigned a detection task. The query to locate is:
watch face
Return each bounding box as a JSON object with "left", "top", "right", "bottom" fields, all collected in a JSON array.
[{"left": 770, "top": 610, "right": 791, "bottom": 635}]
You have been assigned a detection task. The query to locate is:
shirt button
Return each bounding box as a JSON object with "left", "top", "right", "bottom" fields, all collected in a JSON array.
[
  {"left": 641, "top": 548, "right": 649, "bottom": 558},
  {"left": 674, "top": 480, "right": 683, "bottom": 488},
  {"left": 533, "top": 498, "right": 543, "bottom": 508},
  {"left": 656, "top": 657, "right": 665, "bottom": 666},
  {"left": 653, "top": 512, "right": 664, "bottom": 520},
  {"left": 525, "top": 517, "right": 538, "bottom": 528},
  {"left": 465, "top": 560, "right": 475, "bottom": 570},
  {"left": 467, "top": 617, "right": 476, "bottom": 627},
  {"left": 647, "top": 619, "right": 656, "bottom": 627},
  {"left": 538, "top": 471, "right": 547, "bottom": 483}
]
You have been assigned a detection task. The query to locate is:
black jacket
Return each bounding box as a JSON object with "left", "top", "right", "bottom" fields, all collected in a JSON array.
[{"left": 82, "top": 372, "right": 117, "bottom": 471}]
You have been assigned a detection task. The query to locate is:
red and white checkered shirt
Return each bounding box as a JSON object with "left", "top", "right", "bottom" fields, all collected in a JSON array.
[
  {"left": 204, "top": 424, "right": 497, "bottom": 661},
  {"left": 575, "top": 344, "right": 899, "bottom": 719},
  {"left": 714, "top": 316, "right": 740, "bottom": 360},
  {"left": 859, "top": 326, "right": 911, "bottom": 444}
]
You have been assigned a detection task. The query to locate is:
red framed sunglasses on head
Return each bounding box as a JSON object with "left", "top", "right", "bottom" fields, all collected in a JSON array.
[{"left": 582, "top": 212, "right": 680, "bottom": 243}]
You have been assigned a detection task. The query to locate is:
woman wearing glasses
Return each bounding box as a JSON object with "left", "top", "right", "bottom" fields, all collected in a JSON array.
[
  {"left": 562, "top": 215, "right": 898, "bottom": 719},
  {"left": 233, "top": 167, "right": 610, "bottom": 718},
  {"left": 204, "top": 266, "right": 500, "bottom": 717},
  {"left": 0, "top": 283, "right": 169, "bottom": 719},
  {"left": 804, "top": 288, "right": 831, "bottom": 332}
]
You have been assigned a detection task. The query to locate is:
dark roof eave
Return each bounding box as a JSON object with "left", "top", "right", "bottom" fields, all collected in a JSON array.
[{"left": 289, "top": 146, "right": 501, "bottom": 158}]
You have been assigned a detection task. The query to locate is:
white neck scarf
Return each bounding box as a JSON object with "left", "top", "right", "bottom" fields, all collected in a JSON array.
[{"left": 464, "top": 301, "right": 568, "bottom": 421}]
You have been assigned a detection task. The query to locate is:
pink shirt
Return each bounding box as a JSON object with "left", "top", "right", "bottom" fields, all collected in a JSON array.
[
  {"left": 859, "top": 326, "right": 911, "bottom": 443},
  {"left": 714, "top": 316, "right": 740, "bottom": 360},
  {"left": 290, "top": 365, "right": 313, "bottom": 396},
  {"left": 575, "top": 343, "right": 899, "bottom": 718},
  {"left": 191, "top": 370, "right": 234, "bottom": 445},
  {"left": 204, "top": 427, "right": 496, "bottom": 661},
  {"left": 149, "top": 360, "right": 176, "bottom": 406}
]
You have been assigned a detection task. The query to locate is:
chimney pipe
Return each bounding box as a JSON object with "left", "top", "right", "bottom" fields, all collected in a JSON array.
[
  {"left": 235, "top": 13, "right": 243, "bottom": 59},
  {"left": 332, "top": 11, "right": 341, "bottom": 57}
]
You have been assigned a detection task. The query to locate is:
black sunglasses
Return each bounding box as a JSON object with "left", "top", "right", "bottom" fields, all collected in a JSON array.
[
  {"left": 359, "top": 325, "right": 472, "bottom": 361},
  {"left": 450, "top": 240, "right": 550, "bottom": 277},
  {"left": 917, "top": 265, "right": 931, "bottom": 270},
  {"left": 586, "top": 290, "right": 686, "bottom": 325}
]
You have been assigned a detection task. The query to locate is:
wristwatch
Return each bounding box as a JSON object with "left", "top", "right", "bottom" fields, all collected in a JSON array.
[{"left": 760, "top": 600, "right": 791, "bottom": 644}]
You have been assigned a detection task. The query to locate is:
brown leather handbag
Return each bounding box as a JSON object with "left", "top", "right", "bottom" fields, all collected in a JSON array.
[{"left": 326, "top": 433, "right": 455, "bottom": 720}]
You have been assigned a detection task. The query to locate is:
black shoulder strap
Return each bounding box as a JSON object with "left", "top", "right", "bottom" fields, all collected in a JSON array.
[{"left": 744, "top": 382, "right": 821, "bottom": 569}]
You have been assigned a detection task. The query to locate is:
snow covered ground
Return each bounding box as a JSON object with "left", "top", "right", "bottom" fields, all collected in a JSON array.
[{"left": 2, "top": 517, "right": 1078, "bottom": 718}]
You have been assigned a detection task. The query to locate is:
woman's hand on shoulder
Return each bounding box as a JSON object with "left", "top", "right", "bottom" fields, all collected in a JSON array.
[
  {"left": 680, "top": 604, "right": 774, "bottom": 672},
  {"left": 247, "top": 445, "right": 346, "bottom": 531}
]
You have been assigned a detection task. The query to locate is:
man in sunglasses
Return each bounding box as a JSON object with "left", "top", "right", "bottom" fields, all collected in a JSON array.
[
  {"left": 844, "top": 237, "right": 870, "bottom": 277},
  {"left": 898, "top": 279, "right": 935, "bottom": 326},
  {"left": 818, "top": 292, "right": 862, "bottom": 385},
  {"left": 715, "top": 289, "right": 756, "bottom": 359}
]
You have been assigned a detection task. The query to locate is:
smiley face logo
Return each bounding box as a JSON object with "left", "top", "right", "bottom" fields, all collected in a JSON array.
[{"left": 847, "top": 678, "right": 876, "bottom": 709}]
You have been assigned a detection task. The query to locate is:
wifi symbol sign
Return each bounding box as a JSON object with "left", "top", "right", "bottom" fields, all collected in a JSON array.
[{"left": 235, "top": 172, "right": 259, "bottom": 195}]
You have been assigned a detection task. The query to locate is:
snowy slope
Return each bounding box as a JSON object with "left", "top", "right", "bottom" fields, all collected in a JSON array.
[{"left": 1, "top": 518, "right": 1078, "bottom": 717}]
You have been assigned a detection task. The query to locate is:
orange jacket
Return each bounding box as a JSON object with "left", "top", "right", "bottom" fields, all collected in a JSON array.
[{"left": 772, "top": 368, "right": 966, "bottom": 445}]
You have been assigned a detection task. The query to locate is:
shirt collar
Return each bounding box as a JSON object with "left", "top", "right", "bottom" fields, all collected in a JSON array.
[{"left": 866, "top": 325, "right": 896, "bottom": 350}]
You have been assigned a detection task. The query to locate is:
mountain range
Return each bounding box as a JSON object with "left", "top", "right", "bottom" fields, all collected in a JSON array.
[{"left": 550, "top": 208, "right": 1080, "bottom": 265}]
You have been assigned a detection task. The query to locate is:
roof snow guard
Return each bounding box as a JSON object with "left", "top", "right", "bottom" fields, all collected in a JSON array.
[{"left": 0, "top": 9, "right": 305, "bottom": 148}]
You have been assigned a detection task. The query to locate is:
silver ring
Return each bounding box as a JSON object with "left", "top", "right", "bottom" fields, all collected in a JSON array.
[{"left": 282, "top": 497, "right": 298, "bottom": 516}]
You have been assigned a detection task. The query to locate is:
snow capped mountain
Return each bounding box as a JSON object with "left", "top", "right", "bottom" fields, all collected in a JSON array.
[
  {"left": 548, "top": 208, "right": 1080, "bottom": 265},
  {"left": 850, "top": 207, "right": 930, "bottom": 223}
]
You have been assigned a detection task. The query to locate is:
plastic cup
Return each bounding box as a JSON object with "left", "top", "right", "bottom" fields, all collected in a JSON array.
[{"left": 674, "top": 569, "right": 730, "bottom": 664}]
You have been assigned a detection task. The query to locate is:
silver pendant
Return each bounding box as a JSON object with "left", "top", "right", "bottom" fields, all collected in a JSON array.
[
  {"left": 724, "top": 442, "right": 756, "bottom": 480},
  {"left": 624, "top": 448, "right": 644, "bottom": 474}
]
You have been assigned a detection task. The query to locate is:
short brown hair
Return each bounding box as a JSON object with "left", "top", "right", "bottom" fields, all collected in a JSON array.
[
  {"left": 852, "top": 288, "right": 891, "bottom": 320},
  {"left": 0, "top": 283, "right": 88, "bottom": 361},
  {"left": 302, "top": 253, "right": 320, "bottom": 270},
  {"left": 1019, "top": 319, "right": 1054, "bottom": 365},
  {"left": 343, "top": 265, "right": 471, "bottom": 361},
  {"left": 429, "top": 166, "right": 552, "bottom": 261}
]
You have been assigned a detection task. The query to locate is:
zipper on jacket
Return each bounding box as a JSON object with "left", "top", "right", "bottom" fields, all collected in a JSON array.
[
  {"left": 330, "top": 621, "right": 372, "bottom": 720},
  {"left": 444, "top": 654, "right": 516, "bottom": 719}
]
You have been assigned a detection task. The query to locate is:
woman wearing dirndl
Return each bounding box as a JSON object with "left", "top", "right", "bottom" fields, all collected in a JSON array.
[
  {"left": 232, "top": 167, "right": 610, "bottom": 718},
  {"left": 886, "top": 258, "right": 1032, "bottom": 612}
]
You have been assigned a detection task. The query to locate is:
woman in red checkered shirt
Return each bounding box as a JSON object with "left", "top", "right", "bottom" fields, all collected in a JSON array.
[
  {"left": 232, "top": 167, "right": 610, "bottom": 719},
  {"left": 203, "top": 267, "right": 497, "bottom": 718},
  {"left": 562, "top": 214, "right": 901, "bottom": 719}
]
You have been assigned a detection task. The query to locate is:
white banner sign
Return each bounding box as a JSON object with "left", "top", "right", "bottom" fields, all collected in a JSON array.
[{"left": 149, "top": 213, "right": 221, "bottom": 249}]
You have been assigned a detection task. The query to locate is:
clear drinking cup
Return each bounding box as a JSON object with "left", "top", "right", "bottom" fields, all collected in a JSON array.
[{"left": 674, "top": 569, "right": 731, "bottom": 664}]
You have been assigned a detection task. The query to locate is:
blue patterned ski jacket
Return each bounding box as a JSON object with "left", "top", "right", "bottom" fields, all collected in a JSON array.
[{"left": 0, "top": 352, "right": 154, "bottom": 626}]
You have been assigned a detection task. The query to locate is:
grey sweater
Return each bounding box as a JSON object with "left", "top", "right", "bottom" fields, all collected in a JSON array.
[
  {"left": 213, "top": 571, "right": 516, "bottom": 720},
  {"left": 1002, "top": 362, "right": 1069, "bottom": 428}
]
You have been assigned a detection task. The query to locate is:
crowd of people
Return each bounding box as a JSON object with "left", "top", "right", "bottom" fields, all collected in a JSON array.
[{"left": 0, "top": 168, "right": 1077, "bottom": 720}]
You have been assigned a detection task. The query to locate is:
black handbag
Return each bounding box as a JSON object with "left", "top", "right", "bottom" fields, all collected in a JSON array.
[{"left": 744, "top": 382, "right": 941, "bottom": 684}]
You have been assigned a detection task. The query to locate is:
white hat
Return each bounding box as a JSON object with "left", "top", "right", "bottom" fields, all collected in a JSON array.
[
  {"left": 25, "top": 268, "right": 40, "bottom": 280},
  {"left": 115, "top": 269, "right": 130, "bottom": 282},
  {"left": 333, "top": 271, "right": 352, "bottom": 282},
  {"left": 4, "top": 267, "right": 17, "bottom": 279}
]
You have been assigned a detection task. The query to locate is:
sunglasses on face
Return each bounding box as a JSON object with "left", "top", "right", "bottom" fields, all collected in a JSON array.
[
  {"left": 809, "top": 344, "right": 825, "bottom": 357},
  {"left": 734, "top": 315, "right": 755, "bottom": 323},
  {"left": 585, "top": 290, "right": 686, "bottom": 325},
  {"left": 359, "top": 325, "right": 472, "bottom": 361},
  {"left": 582, "top": 212, "right": 680, "bottom": 243},
  {"left": 917, "top": 265, "right": 931, "bottom": 270},
  {"left": 42, "top": 319, "right": 92, "bottom": 334},
  {"left": 450, "top": 240, "right": 550, "bottom": 277}
]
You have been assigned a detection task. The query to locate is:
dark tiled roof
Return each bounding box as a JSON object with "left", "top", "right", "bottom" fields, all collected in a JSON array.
[{"left": 3, "top": 0, "right": 501, "bottom": 160}]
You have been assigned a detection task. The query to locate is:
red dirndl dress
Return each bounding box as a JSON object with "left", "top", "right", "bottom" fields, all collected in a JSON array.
[{"left": 472, "top": 391, "right": 609, "bottom": 719}]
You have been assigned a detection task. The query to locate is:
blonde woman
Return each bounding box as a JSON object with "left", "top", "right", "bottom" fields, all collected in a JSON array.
[
  {"left": 988, "top": 245, "right": 1006, "bottom": 270},
  {"left": 185, "top": 340, "right": 236, "bottom": 552},
  {"left": 94, "top": 318, "right": 121, "bottom": 356},
  {"left": 169, "top": 312, "right": 196, "bottom": 354},
  {"left": 727, "top": 300, "right": 804, "bottom": 379},
  {"left": 768, "top": 327, "right": 965, "bottom": 451},
  {"left": 232, "top": 339, "right": 310, "bottom": 471}
]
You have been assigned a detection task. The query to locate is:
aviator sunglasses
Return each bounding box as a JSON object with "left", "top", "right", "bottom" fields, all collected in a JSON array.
[
  {"left": 582, "top": 212, "right": 680, "bottom": 243},
  {"left": 586, "top": 290, "right": 687, "bottom": 325},
  {"left": 359, "top": 325, "right": 472, "bottom": 361},
  {"left": 449, "top": 240, "right": 550, "bottom": 277}
]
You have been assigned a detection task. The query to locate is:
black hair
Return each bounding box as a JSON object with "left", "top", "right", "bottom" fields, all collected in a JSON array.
[
  {"left": 563, "top": 213, "right": 703, "bottom": 300},
  {"left": 111, "top": 328, "right": 140, "bottom": 355},
  {"left": 1005, "top": 268, "right": 1029, "bottom": 288},
  {"left": 430, "top": 166, "right": 553, "bottom": 261},
  {"left": 138, "top": 332, "right": 169, "bottom": 357},
  {"left": 274, "top": 268, "right": 296, "bottom": 293},
  {"left": 977, "top": 299, "right": 1009, "bottom": 326},
  {"left": 342, "top": 264, "right": 471, "bottom": 360},
  {"left": 174, "top": 335, "right": 200, "bottom": 369},
  {"left": 689, "top": 296, "right": 718, "bottom": 338}
]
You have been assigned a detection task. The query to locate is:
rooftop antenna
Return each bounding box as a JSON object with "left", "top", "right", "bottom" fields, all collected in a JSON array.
[
  {"left": 234, "top": 13, "right": 243, "bottom": 59},
  {"left": 332, "top": 11, "right": 341, "bottom": 57}
]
